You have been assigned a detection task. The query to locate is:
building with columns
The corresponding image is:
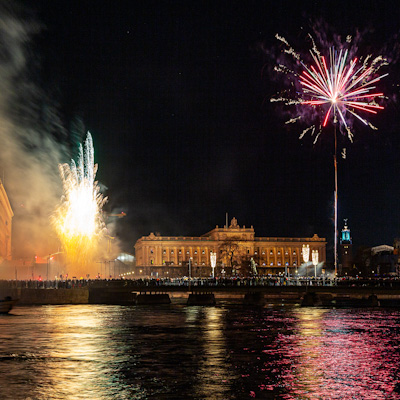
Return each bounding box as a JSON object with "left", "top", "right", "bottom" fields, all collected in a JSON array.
[
  {"left": 0, "top": 179, "right": 13, "bottom": 261},
  {"left": 134, "top": 217, "right": 326, "bottom": 278}
]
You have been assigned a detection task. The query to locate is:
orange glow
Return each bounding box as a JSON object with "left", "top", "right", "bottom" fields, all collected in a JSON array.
[{"left": 52, "top": 133, "right": 107, "bottom": 277}]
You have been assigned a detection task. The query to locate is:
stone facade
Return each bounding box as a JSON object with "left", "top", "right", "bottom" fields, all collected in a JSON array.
[
  {"left": 134, "top": 218, "right": 326, "bottom": 277},
  {"left": 0, "top": 180, "right": 13, "bottom": 261}
]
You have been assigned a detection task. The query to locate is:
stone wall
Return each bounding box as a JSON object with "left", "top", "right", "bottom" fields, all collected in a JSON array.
[{"left": 1, "top": 288, "right": 89, "bottom": 305}]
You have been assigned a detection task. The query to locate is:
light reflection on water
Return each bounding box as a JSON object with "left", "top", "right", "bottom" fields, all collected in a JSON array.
[
  {"left": 284, "top": 308, "right": 400, "bottom": 399},
  {"left": 194, "top": 307, "right": 231, "bottom": 399},
  {"left": 0, "top": 305, "right": 399, "bottom": 399}
]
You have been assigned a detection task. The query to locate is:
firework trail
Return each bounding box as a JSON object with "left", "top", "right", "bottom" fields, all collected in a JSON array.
[
  {"left": 52, "top": 132, "right": 107, "bottom": 277},
  {"left": 272, "top": 33, "right": 388, "bottom": 143}
]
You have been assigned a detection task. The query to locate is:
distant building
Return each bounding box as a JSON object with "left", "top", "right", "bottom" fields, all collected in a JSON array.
[
  {"left": 0, "top": 179, "right": 13, "bottom": 261},
  {"left": 393, "top": 239, "right": 400, "bottom": 273},
  {"left": 134, "top": 217, "right": 327, "bottom": 278},
  {"left": 116, "top": 253, "right": 135, "bottom": 278},
  {"left": 369, "top": 245, "right": 397, "bottom": 276},
  {"left": 340, "top": 219, "right": 353, "bottom": 273},
  {"left": 352, "top": 244, "right": 399, "bottom": 277}
]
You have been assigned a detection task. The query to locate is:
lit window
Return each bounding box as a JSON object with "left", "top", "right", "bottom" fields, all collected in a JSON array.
[
  {"left": 255, "top": 251, "right": 258, "bottom": 255},
  {"left": 278, "top": 251, "right": 281, "bottom": 255},
  {"left": 262, "top": 251, "right": 265, "bottom": 255},
  {"left": 187, "top": 251, "right": 189, "bottom": 254}
]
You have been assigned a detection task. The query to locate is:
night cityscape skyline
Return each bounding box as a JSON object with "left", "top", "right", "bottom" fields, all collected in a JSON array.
[
  {"left": 2, "top": 4, "right": 400, "bottom": 397},
  {"left": 1, "top": 1, "right": 399, "bottom": 260}
]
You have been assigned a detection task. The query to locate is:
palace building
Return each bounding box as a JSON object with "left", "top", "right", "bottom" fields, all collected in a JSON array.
[{"left": 134, "top": 217, "right": 326, "bottom": 278}]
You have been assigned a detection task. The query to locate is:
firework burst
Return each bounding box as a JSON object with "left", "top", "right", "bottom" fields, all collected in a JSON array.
[
  {"left": 272, "top": 33, "right": 388, "bottom": 142},
  {"left": 52, "top": 132, "right": 107, "bottom": 276}
]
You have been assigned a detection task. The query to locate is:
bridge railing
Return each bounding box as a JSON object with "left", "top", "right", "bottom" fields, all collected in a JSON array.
[{"left": 1, "top": 276, "right": 400, "bottom": 290}]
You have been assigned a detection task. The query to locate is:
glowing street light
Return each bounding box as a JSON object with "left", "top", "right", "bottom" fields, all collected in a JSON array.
[
  {"left": 47, "top": 252, "right": 63, "bottom": 282},
  {"left": 302, "top": 244, "right": 310, "bottom": 277},
  {"left": 210, "top": 251, "right": 217, "bottom": 278},
  {"left": 312, "top": 249, "right": 319, "bottom": 277},
  {"left": 302, "top": 244, "right": 310, "bottom": 263}
]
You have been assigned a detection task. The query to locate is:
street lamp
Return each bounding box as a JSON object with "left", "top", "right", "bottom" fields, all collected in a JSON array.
[
  {"left": 188, "top": 257, "right": 192, "bottom": 279},
  {"left": 210, "top": 251, "right": 217, "bottom": 278},
  {"left": 312, "top": 249, "right": 319, "bottom": 278},
  {"left": 47, "top": 252, "right": 63, "bottom": 282},
  {"left": 188, "top": 257, "right": 193, "bottom": 290},
  {"left": 302, "top": 244, "right": 310, "bottom": 277}
]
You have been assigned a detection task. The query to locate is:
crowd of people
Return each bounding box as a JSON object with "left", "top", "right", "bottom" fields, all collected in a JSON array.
[{"left": 2, "top": 274, "right": 400, "bottom": 289}]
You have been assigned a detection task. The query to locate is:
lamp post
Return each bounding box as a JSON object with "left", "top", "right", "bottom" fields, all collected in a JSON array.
[
  {"left": 47, "top": 254, "right": 50, "bottom": 282},
  {"left": 334, "top": 121, "right": 338, "bottom": 277},
  {"left": 312, "top": 249, "right": 319, "bottom": 278},
  {"left": 210, "top": 251, "right": 217, "bottom": 278},
  {"left": 188, "top": 257, "right": 192, "bottom": 279},
  {"left": 47, "top": 252, "right": 63, "bottom": 282},
  {"left": 302, "top": 244, "right": 310, "bottom": 278}
]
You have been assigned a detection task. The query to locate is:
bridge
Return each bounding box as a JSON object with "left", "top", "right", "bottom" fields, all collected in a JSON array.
[{"left": 1, "top": 278, "right": 400, "bottom": 307}]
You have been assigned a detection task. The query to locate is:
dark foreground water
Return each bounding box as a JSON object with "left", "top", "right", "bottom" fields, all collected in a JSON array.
[{"left": 0, "top": 304, "right": 400, "bottom": 400}]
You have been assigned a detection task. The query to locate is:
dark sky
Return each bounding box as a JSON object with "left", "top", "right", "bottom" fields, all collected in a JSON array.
[{"left": 25, "top": 1, "right": 400, "bottom": 256}]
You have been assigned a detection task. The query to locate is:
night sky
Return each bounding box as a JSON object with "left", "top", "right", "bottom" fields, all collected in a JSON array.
[{"left": 13, "top": 1, "right": 400, "bottom": 257}]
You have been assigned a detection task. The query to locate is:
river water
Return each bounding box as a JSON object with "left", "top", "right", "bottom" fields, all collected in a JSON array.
[{"left": 0, "top": 303, "right": 399, "bottom": 399}]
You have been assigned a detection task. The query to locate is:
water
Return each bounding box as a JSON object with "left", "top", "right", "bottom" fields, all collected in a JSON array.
[{"left": 1, "top": 304, "right": 400, "bottom": 399}]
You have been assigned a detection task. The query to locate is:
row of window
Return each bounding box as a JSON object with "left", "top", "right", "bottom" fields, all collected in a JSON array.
[
  {"left": 150, "top": 248, "right": 300, "bottom": 256},
  {"left": 161, "top": 249, "right": 207, "bottom": 255},
  {"left": 255, "top": 250, "right": 297, "bottom": 256},
  {"left": 151, "top": 260, "right": 299, "bottom": 267}
]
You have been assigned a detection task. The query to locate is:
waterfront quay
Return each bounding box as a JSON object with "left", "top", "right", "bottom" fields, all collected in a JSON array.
[{"left": 1, "top": 277, "right": 400, "bottom": 306}]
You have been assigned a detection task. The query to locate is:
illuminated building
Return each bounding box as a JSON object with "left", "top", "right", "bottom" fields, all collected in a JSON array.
[
  {"left": 340, "top": 219, "right": 353, "bottom": 273},
  {"left": 369, "top": 245, "right": 397, "bottom": 276},
  {"left": 134, "top": 217, "right": 326, "bottom": 277},
  {"left": 0, "top": 179, "right": 13, "bottom": 261}
]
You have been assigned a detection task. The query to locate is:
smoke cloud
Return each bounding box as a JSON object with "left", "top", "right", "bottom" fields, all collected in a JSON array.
[{"left": 0, "top": 3, "right": 69, "bottom": 261}]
